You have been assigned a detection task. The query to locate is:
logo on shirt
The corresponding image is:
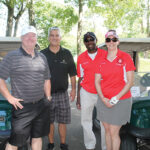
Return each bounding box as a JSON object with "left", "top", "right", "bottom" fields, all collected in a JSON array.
[
  {"left": 60, "top": 59, "right": 67, "bottom": 64},
  {"left": 116, "top": 58, "right": 123, "bottom": 66}
]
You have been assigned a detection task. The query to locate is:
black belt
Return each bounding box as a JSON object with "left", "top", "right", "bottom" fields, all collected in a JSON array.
[
  {"left": 20, "top": 98, "right": 43, "bottom": 105},
  {"left": 52, "top": 90, "right": 66, "bottom": 94}
]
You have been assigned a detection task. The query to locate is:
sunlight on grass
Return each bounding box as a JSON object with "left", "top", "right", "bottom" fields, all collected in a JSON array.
[{"left": 139, "top": 58, "right": 150, "bottom": 72}]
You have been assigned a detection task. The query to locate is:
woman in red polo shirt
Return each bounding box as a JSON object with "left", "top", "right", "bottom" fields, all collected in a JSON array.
[{"left": 95, "top": 30, "right": 135, "bottom": 150}]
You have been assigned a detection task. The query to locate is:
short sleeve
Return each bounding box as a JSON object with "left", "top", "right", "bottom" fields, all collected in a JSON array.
[
  {"left": 0, "top": 53, "right": 12, "bottom": 80},
  {"left": 40, "top": 53, "right": 51, "bottom": 80},
  {"left": 95, "top": 63, "right": 102, "bottom": 74},
  {"left": 67, "top": 52, "right": 77, "bottom": 77},
  {"left": 77, "top": 56, "right": 82, "bottom": 77},
  {"left": 124, "top": 53, "right": 136, "bottom": 72}
]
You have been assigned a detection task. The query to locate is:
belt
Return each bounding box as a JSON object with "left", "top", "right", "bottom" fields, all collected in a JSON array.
[
  {"left": 21, "top": 98, "right": 43, "bottom": 105},
  {"left": 52, "top": 90, "right": 66, "bottom": 94}
]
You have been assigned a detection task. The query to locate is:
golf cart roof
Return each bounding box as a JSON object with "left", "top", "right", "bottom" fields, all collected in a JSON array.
[
  {"left": 99, "top": 38, "right": 150, "bottom": 53},
  {"left": 0, "top": 37, "right": 40, "bottom": 61},
  {"left": 0, "top": 37, "right": 21, "bottom": 51}
]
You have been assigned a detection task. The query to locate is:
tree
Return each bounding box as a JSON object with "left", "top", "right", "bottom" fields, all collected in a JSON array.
[
  {"left": 34, "top": 0, "right": 78, "bottom": 49},
  {"left": 64, "top": 0, "right": 101, "bottom": 55},
  {"left": 28, "top": 0, "right": 36, "bottom": 27},
  {"left": 146, "top": 0, "right": 150, "bottom": 37},
  {"left": 13, "top": 0, "right": 28, "bottom": 36},
  {"left": 0, "top": 0, "right": 28, "bottom": 36},
  {"left": 77, "top": 0, "right": 83, "bottom": 55},
  {"left": 0, "top": 0, "right": 14, "bottom": 36}
]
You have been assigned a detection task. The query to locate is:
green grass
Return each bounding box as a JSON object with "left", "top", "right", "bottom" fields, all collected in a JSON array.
[{"left": 138, "top": 58, "right": 150, "bottom": 72}]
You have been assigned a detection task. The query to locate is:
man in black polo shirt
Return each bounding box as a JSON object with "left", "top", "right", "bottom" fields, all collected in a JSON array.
[
  {"left": 41, "top": 27, "right": 76, "bottom": 150},
  {"left": 0, "top": 26, "right": 51, "bottom": 150}
]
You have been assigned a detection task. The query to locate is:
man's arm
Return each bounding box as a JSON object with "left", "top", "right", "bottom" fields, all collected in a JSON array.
[
  {"left": 0, "top": 79, "right": 23, "bottom": 109},
  {"left": 44, "top": 79, "right": 51, "bottom": 101},
  {"left": 70, "top": 76, "right": 76, "bottom": 102},
  {"left": 76, "top": 77, "right": 83, "bottom": 109}
]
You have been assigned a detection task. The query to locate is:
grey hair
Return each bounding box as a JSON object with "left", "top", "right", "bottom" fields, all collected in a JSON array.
[{"left": 48, "top": 26, "right": 61, "bottom": 37}]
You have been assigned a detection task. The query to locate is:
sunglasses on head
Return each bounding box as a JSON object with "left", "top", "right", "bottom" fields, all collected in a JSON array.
[
  {"left": 50, "top": 26, "right": 59, "bottom": 30},
  {"left": 105, "top": 38, "right": 118, "bottom": 43},
  {"left": 84, "top": 38, "right": 95, "bottom": 43}
]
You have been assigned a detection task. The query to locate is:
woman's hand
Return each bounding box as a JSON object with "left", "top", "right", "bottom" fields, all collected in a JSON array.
[{"left": 102, "top": 97, "right": 113, "bottom": 108}]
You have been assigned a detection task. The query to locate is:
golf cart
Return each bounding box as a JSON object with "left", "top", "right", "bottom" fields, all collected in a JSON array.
[
  {"left": 120, "top": 72, "right": 150, "bottom": 150},
  {"left": 0, "top": 81, "right": 12, "bottom": 150}
]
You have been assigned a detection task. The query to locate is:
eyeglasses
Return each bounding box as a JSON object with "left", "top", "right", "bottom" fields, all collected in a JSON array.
[
  {"left": 105, "top": 38, "right": 118, "bottom": 43},
  {"left": 84, "top": 38, "right": 95, "bottom": 43}
]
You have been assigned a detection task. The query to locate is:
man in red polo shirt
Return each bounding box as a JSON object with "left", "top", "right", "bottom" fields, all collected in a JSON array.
[{"left": 76, "top": 32, "right": 106, "bottom": 150}]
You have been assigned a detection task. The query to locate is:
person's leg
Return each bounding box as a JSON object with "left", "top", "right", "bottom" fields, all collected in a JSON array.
[
  {"left": 48, "top": 123, "right": 55, "bottom": 143},
  {"left": 100, "top": 122, "right": 106, "bottom": 150},
  {"left": 5, "top": 143, "right": 18, "bottom": 150},
  {"left": 56, "top": 91, "right": 71, "bottom": 149},
  {"left": 58, "top": 123, "right": 66, "bottom": 144},
  {"left": 30, "top": 99, "right": 52, "bottom": 149},
  {"left": 31, "top": 138, "right": 42, "bottom": 150},
  {"left": 102, "top": 122, "right": 112, "bottom": 150},
  {"left": 8, "top": 105, "right": 35, "bottom": 149},
  {"left": 80, "top": 88, "right": 97, "bottom": 150},
  {"left": 109, "top": 125, "right": 121, "bottom": 150}
]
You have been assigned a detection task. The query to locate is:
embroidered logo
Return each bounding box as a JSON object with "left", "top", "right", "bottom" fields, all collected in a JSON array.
[
  {"left": 117, "top": 58, "right": 123, "bottom": 64},
  {"left": 60, "top": 59, "right": 67, "bottom": 64}
]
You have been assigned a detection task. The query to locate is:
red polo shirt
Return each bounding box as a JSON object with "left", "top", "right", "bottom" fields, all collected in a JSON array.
[
  {"left": 95, "top": 49, "right": 136, "bottom": 100},
  {"left": 77, "top": 48, "right": 106, "bottom": 94}
]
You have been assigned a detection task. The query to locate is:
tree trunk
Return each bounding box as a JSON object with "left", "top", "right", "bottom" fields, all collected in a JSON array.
[
  {"left": 147, "top": 0, "right": 150, "bottom": 37},
  {"left": 6, "top": 6, "right": 14, "bottom": 36},
  {"left": 13, "top": 16, "right": 20, "bottom": 37},
  {"left": 77, "top": 0, "right": 83, "bottom": 56},
  {"left": 140, "top": 19, "right": 144, "bottom": 33},
  {"left": 28, "top": 0, "right": 36, "bottom": 27}
]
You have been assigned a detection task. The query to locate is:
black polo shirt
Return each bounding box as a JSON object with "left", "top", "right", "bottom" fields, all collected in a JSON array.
[{"left": 41, "top": 46, "right": 77, "bottom": 93}]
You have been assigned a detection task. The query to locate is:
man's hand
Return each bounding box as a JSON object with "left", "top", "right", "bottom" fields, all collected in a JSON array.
[
  {"left": 0, "top": 79, "right": 24, "bottom": 110},
  {"left": 76, "top": 96, "right": 81, "bottom": 110},
  {"left": 70, "top": 89, "right": 76, "bottom": 102},
  {"left": 8, "top": 96, "right": 24, "bottom": 110}
]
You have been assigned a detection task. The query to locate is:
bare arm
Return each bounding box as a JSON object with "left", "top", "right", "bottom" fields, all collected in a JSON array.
[
  {"left": 44, "top": 79, "right": 51, "bottom": 101},
  {"left": 116, "top": 71, "right": 134, "bottom": 100},
  {"left": 95, "top": 74, "right": 112, "bottom": 108},
  {"left": 70, "top": 76, "right": 76, "bottom": 102},
  {"left": 76, "top": 77, "right": 83, "bottom": 109},
  {"left": 0, "top": 78, "right": 23, "bottom": 109}
]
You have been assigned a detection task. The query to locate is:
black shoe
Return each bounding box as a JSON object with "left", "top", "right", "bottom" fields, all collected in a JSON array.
[
  {"left": 60, "top": 143, "right": 69, "bottom": 150},
  {"left": 47, "top": 143, "right": 55, "bottom": 150}
]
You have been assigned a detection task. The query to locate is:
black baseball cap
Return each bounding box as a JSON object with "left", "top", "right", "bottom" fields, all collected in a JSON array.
[{"left": 83, "top": 32, "right": 97, "bottom": 41}]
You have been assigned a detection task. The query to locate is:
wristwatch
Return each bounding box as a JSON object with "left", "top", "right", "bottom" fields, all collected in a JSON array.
[{"left": 47, "top": 96, "right": 52, "bottom": 101}]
